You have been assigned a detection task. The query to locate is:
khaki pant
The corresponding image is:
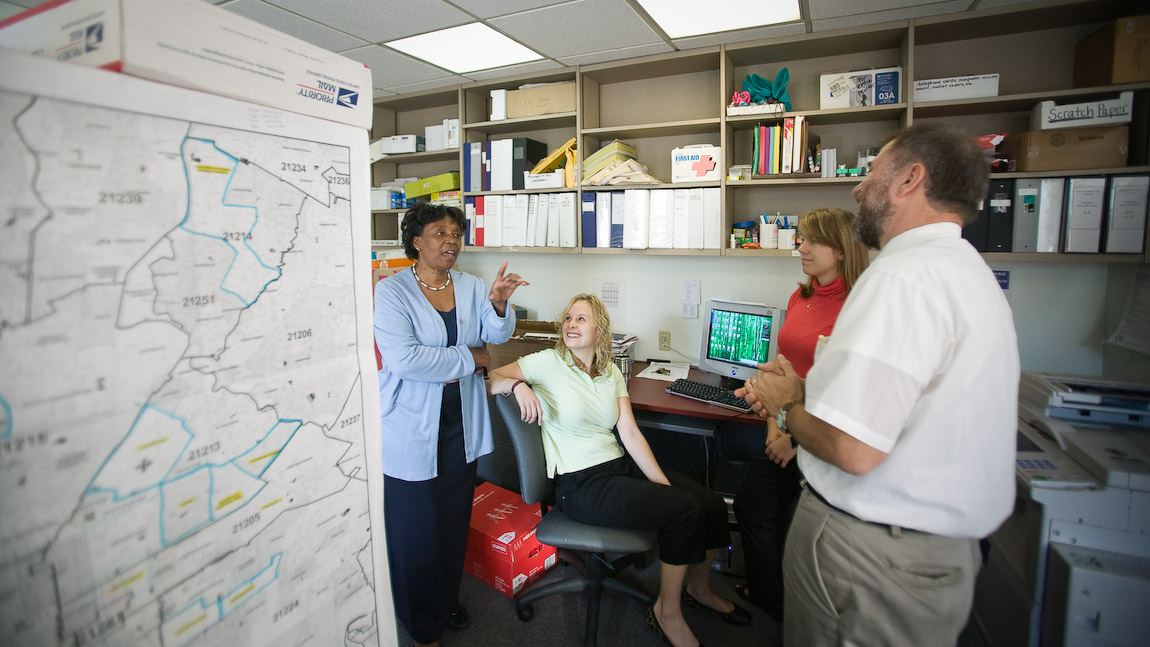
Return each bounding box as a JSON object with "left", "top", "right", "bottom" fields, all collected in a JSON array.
[{"left": 783, "top": 489, "right": 980, "bottom": 647}]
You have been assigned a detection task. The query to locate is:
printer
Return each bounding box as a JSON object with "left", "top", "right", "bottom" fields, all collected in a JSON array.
[{"left": 969, "top": 372, "right": 1150, "bottom": 647}]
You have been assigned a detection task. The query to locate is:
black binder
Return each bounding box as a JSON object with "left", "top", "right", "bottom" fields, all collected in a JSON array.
[{"left": 986, "top": 178, "right": 1014, "bottom": 252}]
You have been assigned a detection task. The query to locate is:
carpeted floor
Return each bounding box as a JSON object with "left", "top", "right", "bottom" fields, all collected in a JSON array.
[{"left": 391, "top": 556, "right": 782, "bottom": 647}]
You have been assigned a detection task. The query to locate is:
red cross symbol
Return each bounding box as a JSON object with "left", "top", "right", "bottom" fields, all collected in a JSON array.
[{"left": 691, "top": 155, "right": 715, "bottom": 177}]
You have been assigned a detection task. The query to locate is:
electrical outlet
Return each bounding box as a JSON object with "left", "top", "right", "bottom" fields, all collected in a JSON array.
[{"left": 658, "top": 331, "right": 671, "bottom": 351}]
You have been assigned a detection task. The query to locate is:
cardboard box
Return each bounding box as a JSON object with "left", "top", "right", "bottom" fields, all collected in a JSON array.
[
  {"left": 488, "top": 320, "right": 557, "bottom": 370},
  {"left": 1074, "top": 15, "right": 1150, "bottom": 87},
  {"left": 404, "top": 172, "right": 459, "bottom": 199},
  {"left": 465, "top": 482, "right": 557, "bottom": 598},
  {"left": 0, "top": 0, "right": 372, "bottom": 129},
  {"left": 506, "top": 82, "right": 576, "bottom": 119},
  {"left": 819, "top": 66, "right": 901, "bottom": 109},
  {"left": 1002, "top": 126, "right": 1129, "bottom": 172},
  {"left": 914, "top": 74, "right": 999, "bottom": 102},
  {"left": 1030, "top": 92, "right": 1134, "bottom": 130},
  {"left": 671, "top": 145, "right": 722, "bottom": 183},
  {"left": 524, "top": 169, "right": 566, "bottom": 189}
]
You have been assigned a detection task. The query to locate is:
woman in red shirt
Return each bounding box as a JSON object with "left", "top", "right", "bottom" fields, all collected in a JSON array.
[{"left": 732, "top": 207, "right": 869, "bottom": 623}]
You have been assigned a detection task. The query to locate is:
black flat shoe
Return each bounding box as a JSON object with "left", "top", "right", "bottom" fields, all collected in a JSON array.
[
  {"left": 681, "top": 589, "right": 751, "bottom": 625},
  {"left": 646, "top": 606, "right": 706, "bottom": 647},
  {"left": 446, "top": 602, "right": 470, "bottom": 631}
]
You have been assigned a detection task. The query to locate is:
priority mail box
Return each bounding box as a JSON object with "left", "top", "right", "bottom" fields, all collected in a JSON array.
[
  {"left": 820, "top": 66, "right": 901, "bottom": 109},
  {"left": 465, "top": 482, "right": 556, "bottom": 598},
  {"left": 671, "top": 145, "right": 722, "bottom": 183},
  {"left": 0, "top": 0, "right": 372, "bottom": 129}
]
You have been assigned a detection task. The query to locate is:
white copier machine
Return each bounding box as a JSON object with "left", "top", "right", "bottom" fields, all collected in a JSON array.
[{"left": 969, "top": 372, "right": 1150, "bottom": 647}]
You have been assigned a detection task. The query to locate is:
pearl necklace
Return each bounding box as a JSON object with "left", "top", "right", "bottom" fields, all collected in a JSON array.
[{"left": 412, "top": 264, "right": 451, "bottom": 291}]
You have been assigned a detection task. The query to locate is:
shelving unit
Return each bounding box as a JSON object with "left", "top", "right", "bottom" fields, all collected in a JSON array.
[{"left": 369, "top": 0, "right": 1148, "bottom": 263}]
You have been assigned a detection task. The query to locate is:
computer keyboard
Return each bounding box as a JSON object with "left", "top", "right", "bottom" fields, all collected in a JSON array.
[{"left": 666, "top": 378, "right": 752, "bottom": 413}]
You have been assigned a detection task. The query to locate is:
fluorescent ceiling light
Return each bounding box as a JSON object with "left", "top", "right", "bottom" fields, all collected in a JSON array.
[
  {"left": 636, "top": 0, "right": 801, "bottom": 38},
  {"left": 385, "top": 23, "right": 543, "bottom": 74}
]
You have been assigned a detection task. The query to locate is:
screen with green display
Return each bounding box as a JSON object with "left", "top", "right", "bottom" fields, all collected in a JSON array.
[{"left": 706, "top": 308, "right": 772, "bottom": 366}]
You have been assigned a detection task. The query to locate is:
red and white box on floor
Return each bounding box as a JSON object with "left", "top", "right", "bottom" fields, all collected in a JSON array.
[{"left": 465, "top": 482, "right": 556, "bottom": 598}]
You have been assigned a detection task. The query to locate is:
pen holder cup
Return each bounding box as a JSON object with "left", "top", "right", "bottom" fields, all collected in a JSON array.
[{"left": 613, "top": 355, "right": 633, "bottom": 383}]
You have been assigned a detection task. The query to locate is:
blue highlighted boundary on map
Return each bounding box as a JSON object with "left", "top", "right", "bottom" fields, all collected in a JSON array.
[
  {"left": 162, "top": 553, "right": 283, "bottom": 645},
  {"left": 177, "top": 137, "right": 283, "bottom": 308},
  {"left": 0, "top": 395, "right": 11, "bottom": 439}
]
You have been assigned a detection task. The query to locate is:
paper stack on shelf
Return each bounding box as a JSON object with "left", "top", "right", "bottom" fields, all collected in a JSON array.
[{"left": 581, "top": 140, "right": 637, "bottom": 184}]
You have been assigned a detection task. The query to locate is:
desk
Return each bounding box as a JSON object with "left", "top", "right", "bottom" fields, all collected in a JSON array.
[{"left": 626, "top": 361, "right": 765, "bottom": 436}]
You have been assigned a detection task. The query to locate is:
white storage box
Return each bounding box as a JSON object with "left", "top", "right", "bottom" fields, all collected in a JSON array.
[
  {"left": 0, "top": 0, "right": 373, "bottom": 129},
  {"left": 671, "top": 145, "right": 722, "bottom": 183},
  {"left": 914, "top": 74, "right": 999, "bottom": 102},
  {"left": 376, "top": 135, "right": 425, "bottom": 155},
  {"left": 523, "top": 170, "right": 565, "bottom": 189},
  {"left": 1030, "top": 92, "right": 1134, "bottom": 130},
  {"left": 370, "top": 188, "right": 397, "bottom": 210},
  {"left": 820, "top": 66, "right": 901, "bottom": 109}
]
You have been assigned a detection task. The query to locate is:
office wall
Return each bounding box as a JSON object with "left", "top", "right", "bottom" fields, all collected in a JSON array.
[
  {"left": 1103, "top": 263, "right": 1150, "bottom": 380},
  {"left": 456, "top": 253, "right": 1118, "bottom": 376}
]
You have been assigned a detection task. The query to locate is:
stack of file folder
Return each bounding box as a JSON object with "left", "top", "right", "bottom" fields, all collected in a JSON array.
[{"left": 581, "top": 140, "right": 638, "bottom": 185}]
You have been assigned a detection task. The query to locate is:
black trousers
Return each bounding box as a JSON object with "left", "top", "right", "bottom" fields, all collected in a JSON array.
[
  {"left": 384, "top": 384, "right": 476, "bottom": 645},
  {"left": 554, "top": 455, "right": 730, "bottom": 566},
  {"left": 733, "top": 457, "right": 802, "bottom": 620}
]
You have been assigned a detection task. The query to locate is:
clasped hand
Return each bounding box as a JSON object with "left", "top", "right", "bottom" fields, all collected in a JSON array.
[{"left": 734, "top": 353, "right": 805, "bottom": 419}]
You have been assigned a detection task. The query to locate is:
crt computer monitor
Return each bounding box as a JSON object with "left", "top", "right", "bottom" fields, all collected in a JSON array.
[{"left": 697, "top": 299, "right": 785, "bottom": 385}]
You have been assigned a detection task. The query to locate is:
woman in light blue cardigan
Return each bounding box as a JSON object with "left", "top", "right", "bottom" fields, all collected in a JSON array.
[{"left": 373, "top": 202, "right": 527, "bottom": 647}]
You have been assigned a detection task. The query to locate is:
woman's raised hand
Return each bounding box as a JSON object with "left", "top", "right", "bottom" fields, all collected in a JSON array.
[{"left": 488, "top": 261, "right": 529, "bottom": 305}]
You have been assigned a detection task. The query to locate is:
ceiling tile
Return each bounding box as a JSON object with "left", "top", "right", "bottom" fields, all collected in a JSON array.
[
  {"left": 557, "top": 42, "right": 673, "bottom": 67},
  {"left": 220, "top": 0, "right": 368, "bottom": 53},
  {"left": 809, "top": 0, "right": 945, "bottom": 21},
  {"left": 811, "top": 0, "right": 968, "bottom": 31},
  {"left": 373, "top": 89, "right": 399, "bottom": 99},
  {"left": 490, "top": 0, "right": 663, "bottom": 59},
  {"left": 0, "top": 1, "right": 28, "bottom": 20},
  {"left": 263, "top": 0, "right": 472, "bottom": 43},
  {"left": 450, "top": 0, "right": 573, "bottom": 20},
  {"left": 463, "top": 59, "right": 565, "bottom": 81},
  {"left": 672, "top": 22, "right": 807, "bottom": 50},
  {"left": 976, "top": 0, "right": 1041, "bottom": 7},
  {"left": 340, "top": 45, "right": 463, "bottom": 89},
  {"left": 384, "top": 77, "right": 472, "bottom": 94}
]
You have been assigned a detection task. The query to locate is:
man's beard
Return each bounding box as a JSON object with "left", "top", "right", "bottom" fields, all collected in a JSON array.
[{"left": 853, "top": 191, "right": 886, "bottom": 250}]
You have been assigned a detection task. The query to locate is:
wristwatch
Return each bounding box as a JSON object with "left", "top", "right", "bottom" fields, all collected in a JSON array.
[{"left": 776, "top": 400, "right": 802, "bottom": 433}]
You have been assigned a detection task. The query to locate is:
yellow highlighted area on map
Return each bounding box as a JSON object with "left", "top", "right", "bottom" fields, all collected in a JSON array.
[
  {"left": 229, "top": 583, "right": 256, "bottom": 604},
  {"left": 248, "top": 450, "right": 280, "bottom": 464},
  {"left": 195, "top": 165, "right": 231, "bottom": 174},
  {"left": 112, "top": 570, "right": 146, "bottom": 592},
  {"left": 176, "top": 615, "right": 206, "bottom": 637},
  {"left": 179, "top": 497, "right": 196, "bottom": 507},
  {"left": 135, "top": 436, "right": 170, "bottom": 450},
  {"left": 260, "top": 498, "right": 282, "bottom": 510},
  {"left": 216, "top": 492, "right": 243, "bottom": 509}
]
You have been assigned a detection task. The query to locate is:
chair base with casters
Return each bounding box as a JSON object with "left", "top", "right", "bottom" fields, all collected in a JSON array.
[{"left": 492, "top": 394, "right": 658, "bottom": 647}]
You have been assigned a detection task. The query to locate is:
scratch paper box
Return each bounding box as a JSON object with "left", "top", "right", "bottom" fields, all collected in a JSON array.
[
  {"left": 0, "top": 0, "right": 372, "bottom": 129},
  {"left": 820, "top": 66, "right": 901, "bottom": 109},
  {"left": 465, "top": 482, "right": 557, "bottom": 597},
  {"left": 671, "top": 145, "right": 722, "bottom": 183}
]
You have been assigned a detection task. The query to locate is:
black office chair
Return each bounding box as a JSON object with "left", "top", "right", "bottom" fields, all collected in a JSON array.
[{"left": 492, "top": 394, "right": 657, "bottom": 647}]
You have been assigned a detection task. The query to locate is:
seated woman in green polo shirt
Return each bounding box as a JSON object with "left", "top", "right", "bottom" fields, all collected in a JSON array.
[{"left": 488, "top": 293, "right": 748, "bottom": 647}]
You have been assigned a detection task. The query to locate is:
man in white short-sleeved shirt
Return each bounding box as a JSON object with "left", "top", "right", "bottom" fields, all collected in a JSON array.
[{"left": 739, "top": 123, "right": 1019, "bottom": 646}]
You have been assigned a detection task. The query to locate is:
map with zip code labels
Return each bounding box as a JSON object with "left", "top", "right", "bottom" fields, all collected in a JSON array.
[{"left": 0, "top": 51, "right": 387, "bottom": 647}]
